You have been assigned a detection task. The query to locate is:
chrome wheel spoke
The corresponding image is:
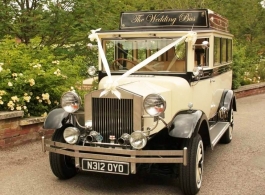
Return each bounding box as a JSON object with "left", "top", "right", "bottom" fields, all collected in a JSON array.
[{"left": 196, "top": 141, "right": 204, "bottom": 187}]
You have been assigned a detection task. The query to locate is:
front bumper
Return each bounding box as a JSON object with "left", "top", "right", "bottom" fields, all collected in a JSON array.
[{"left": 42, "top": 136, "right": 187, "bottom": 174}]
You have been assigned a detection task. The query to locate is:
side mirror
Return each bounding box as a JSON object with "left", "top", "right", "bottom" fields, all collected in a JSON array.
[
  {"left": 193, "top": 41, "right": 210, "bottom": 50},
  {"left": 87, "top": 66, "right": 97, "bottom": 77}
]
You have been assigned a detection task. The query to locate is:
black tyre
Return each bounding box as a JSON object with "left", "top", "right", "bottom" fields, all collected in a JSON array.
[
  {"left": 179, "top": 134, "right": 204, "bottom": 195},
  {"left": 220, "top": 108, "right": 234, "bottom": 144},
  {"left": 49, "top": 126, "right": 78, "bottom": 179}
]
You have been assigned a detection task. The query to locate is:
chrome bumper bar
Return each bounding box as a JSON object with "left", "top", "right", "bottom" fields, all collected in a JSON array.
[{"left": 42, "top": 136, "right": 188, "bottom": 174}]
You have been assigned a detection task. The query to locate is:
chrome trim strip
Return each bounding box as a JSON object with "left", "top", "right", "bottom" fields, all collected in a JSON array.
[
  {"left": 42, "top": 136, "right": 46, "bottom": 153},
  {"left": 44, "top": 139, "right": 187, "bottom": 164},
  {"left": 45, "top": 140, "right": 183, "bottom": 155},
  {"left": 183, "top": 147, "right": 188, "bottom": 166},
  {"left": 131, "top": 155, "right": 136, "bottom": 174}
]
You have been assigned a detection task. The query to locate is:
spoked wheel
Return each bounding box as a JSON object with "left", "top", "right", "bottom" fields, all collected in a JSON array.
[
  {"left": 49, "top": 125, "right": 78, "bottom": 179},
  {"left": 112, "top": 58, "right": 137, "bottom": 70},
  {"left": 220, "top": 108, "right": 234, "bottom": 144},
  {"left": 179, "top": 134, "right": 204, "bottom": 195}
]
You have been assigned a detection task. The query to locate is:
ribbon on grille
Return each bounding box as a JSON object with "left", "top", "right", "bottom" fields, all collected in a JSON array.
[{"left": 88, "top": 29, "right": 197, "bottom": 99}]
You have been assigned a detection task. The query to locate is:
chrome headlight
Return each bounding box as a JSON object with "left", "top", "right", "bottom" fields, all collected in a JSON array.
[
  {"left": 63, "top": 127, "right": 80, "bottom": 144},
  {"left": 143, "top": 94, "right": 166, "bottom": 116},
  {"left": 61, "top": 91, "right": 81, "bottom": 113},
  {"left": 129, "top": 131, "right": 147, "bottom": 149}
]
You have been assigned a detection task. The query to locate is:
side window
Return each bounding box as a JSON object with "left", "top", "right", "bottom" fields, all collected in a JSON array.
[
  {"left": 227, "top": 39, "right": 233, "bottom": 62},
  {"left": 214, "top": 37, "right": 221, "bottom": 65},
  {"left": 214, "top": 37, "right": 233, "bottom": 66},
  {"left": 221, "top": 38, "right": 227, "bottom": 63}
]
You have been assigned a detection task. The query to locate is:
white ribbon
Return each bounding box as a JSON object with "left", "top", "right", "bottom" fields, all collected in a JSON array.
[
  {"left": 88, "top": 29, "right": 120, "bottom": 98},
  {"left": 99, "top": 80, "right": 121, "bottom": 99},
  {"left": 185, "top": 31, "right": 197, "bottom": 45},
  {"left": 88, "top": 28, "right": 112, "bottom": 82},
  {"left": 88, "top": 29, "right": 197, "bottom": 99}
]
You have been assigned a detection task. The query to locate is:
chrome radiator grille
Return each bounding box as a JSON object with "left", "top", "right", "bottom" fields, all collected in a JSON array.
[{"left": 92, "top": 98, "right": 134, "bottom": 142}]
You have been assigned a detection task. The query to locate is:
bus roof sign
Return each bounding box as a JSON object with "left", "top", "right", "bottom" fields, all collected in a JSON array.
[{"left": 119, "top": 9, "right": 229, "bottom": 32}]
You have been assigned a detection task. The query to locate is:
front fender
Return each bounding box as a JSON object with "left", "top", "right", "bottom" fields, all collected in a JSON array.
[
  {"left": 168, "top": 110, "right": 208, "bottom": 138},
  {"left": 43, "top": 108, "right": 69, "bottom": 129},
  {"left": 220, "top": 90, "right": 237, "bottom": 111}
]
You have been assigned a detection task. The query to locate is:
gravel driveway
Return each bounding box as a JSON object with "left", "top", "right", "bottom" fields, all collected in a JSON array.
[{"left": 0, "top": 94, "right": 265, "bottom": 195}]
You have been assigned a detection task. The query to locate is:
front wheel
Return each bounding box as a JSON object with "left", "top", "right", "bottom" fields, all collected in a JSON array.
[
  {"left": 179, "top": 134, "right": 204, "bottom": 195},
  {"left": 49, "top": 125, "right": 78, "bottom": 179}
]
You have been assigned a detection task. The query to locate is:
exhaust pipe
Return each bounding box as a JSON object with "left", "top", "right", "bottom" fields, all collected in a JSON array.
[{"left": 118, "top": 133, "right": 130, "bottom": 145}]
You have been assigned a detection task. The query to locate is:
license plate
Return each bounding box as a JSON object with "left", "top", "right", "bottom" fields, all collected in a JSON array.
[{"left": 82, "top": 159, "right": 129, "bottom": 175}]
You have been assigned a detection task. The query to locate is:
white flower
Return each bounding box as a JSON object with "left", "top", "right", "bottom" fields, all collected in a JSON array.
[
  {"left": 8, "top": 82, "right": 13, "bottom": 87},
  {"left": 23, "top": 95, "right": 31, "bottom": 102},
  {"left": 29, "top": 78, "right": 35, "bottom": 86},
  {"left": 16, "top": 106, "right": 22, "bottom": 111},
  {"left": 12, "top": 73, "right": 18, "bottom": 77},
  {"left": 52, "top": 60, "right": 60, "bottom": 65},
  {"left": 0, "top": 66, "right": 2, "bottom": 72},
  {"left": 0, "top": 90, "right": 6, "bottom": 96},
  {"left": 54, "top": 69, "right": 61, "bottom": 76},
  {"left": 33, "top": 64, "right": 42, "bottom": 69},
  {"left": 87, "top": 43, "right": 93, "bottom": 48},
  {"left": 11, "top": 96, "right": 19, "bottom": 102},
  {"left": 23, "top": 106, "right": 27, "bottom": 110},
  {"left": 0, "top": 62, "right": 4, "bottom": 66},
  {"left": 7, "top": 101, "right": 15, "bottom": 109},
  {"left": 42, "top": 93, "right": 50, "bottom": 100}
]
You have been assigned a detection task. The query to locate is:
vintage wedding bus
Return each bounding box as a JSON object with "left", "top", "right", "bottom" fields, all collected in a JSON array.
[{"left": 42, "top": 9, "right": 236, "bottom": 195}]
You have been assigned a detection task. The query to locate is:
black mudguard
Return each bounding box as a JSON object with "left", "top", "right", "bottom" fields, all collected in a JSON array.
[
  {"left": 43, "top": 108, "right": 69, "bottom": 129},
  {"left": 168, "top": 110, "right": 208, "bottom": 138}
]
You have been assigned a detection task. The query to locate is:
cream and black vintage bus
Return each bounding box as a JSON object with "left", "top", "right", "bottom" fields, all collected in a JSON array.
[{"left": 42, "top": 9, "right": 236, "bottom": 195}]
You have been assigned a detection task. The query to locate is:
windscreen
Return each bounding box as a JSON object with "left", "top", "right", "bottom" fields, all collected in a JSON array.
[{"left": 102, "top": 38, "right": 187, "bottom": 72}]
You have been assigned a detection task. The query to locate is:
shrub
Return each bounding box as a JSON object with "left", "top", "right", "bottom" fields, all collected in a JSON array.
[{"left": 0, "top": 36, "right": 92, "bottom": 117}]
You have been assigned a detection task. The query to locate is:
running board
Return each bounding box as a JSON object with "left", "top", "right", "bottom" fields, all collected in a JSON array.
[{"left": 209, "top": 122, "right": 230, "bottom": 147}]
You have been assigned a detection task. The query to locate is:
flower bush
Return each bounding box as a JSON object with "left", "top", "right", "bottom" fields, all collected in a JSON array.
[{"left": 0, "top": 36, "right": 94, "bottom": 117}]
